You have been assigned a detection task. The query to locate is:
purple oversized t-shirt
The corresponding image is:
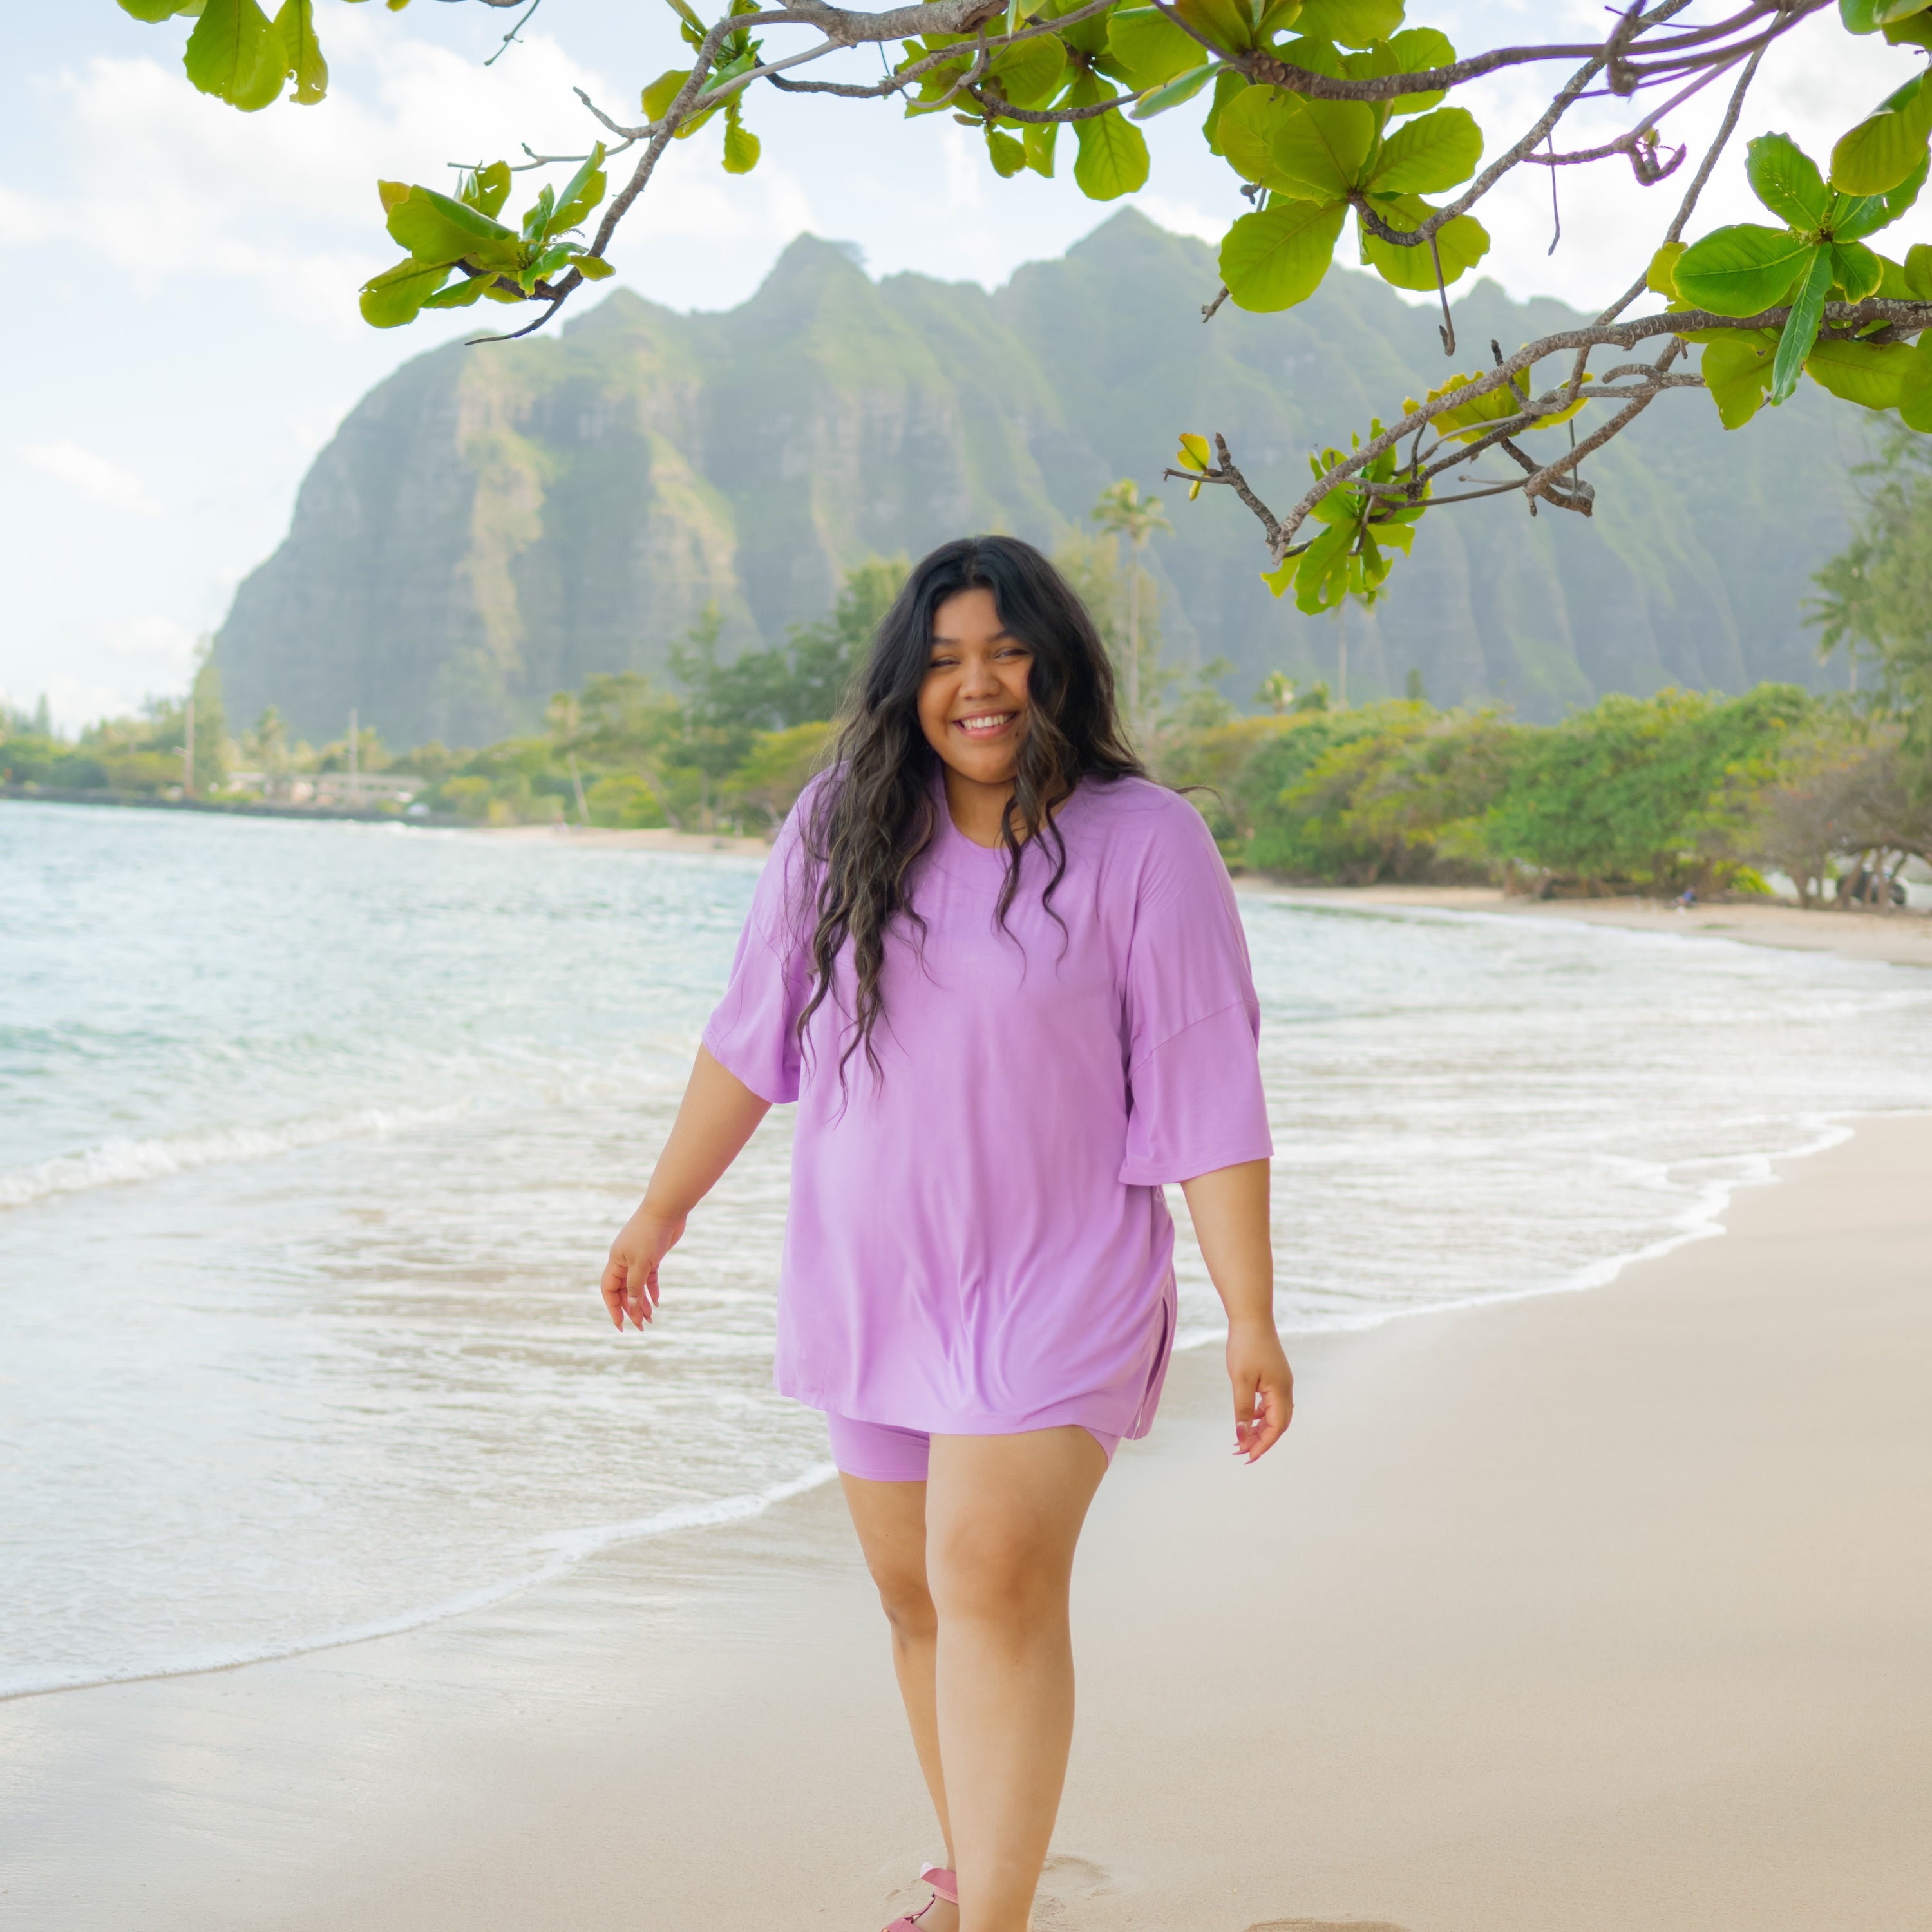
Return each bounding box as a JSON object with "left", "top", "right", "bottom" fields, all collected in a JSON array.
[{"left": 702, "top": 771, "right": 1273, "bottom": 1442}]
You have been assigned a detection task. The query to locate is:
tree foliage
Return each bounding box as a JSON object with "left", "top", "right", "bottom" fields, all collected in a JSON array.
[
  {"left": 116, "top": 0, "right": 1932, "bottom": 625},
  {"left": 1807, "top": 424, "right": 1932, "bottom": 757}
]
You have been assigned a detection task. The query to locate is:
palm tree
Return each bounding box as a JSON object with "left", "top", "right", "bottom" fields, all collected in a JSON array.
[{"left": 1091, "top": 480, "right": 1171, "bottom": 732}]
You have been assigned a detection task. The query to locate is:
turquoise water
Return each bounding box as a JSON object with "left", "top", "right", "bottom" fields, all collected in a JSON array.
[{"left": 3, "top": 799, "right": 1929, "bottom": 1698}]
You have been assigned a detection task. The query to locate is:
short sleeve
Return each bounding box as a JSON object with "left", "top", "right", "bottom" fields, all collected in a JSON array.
[
  {"left": 701, "top": 792, "right": 819, "bottom": 1105},
  {"left": 1117, "top": 802, "right": 1273, "bottom": 1186}
]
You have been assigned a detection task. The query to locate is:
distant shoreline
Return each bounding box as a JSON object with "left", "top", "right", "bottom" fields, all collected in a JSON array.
[
  {"left": 1236, "top": 878, "right": 1932, "bottom": 970},
  {"left": 17, "top": 789, "right": 1927, "bottom": 968},
  {"left": 0, "top": 784, "right": 460, "bottom": 829},
  {"left": 463, "top": 822, "right": 773, "bottom": 858}
]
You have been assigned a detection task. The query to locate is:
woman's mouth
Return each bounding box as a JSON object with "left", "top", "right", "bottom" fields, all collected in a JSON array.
[{"left": 954, "top": 712, "right": 1018, "bottom": 739}]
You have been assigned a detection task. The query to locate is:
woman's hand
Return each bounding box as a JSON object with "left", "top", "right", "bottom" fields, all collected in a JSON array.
[
  {"left": 598, "top": 1048, "right": 771, "bottom": 1336},
  {"left": 1226, "top": 1317, "right": 1294, "bottom": 1463},
  {"left": 601, "top": 1202, "right": 687, "bottom": 1330},
  {"left": 1179, "top": 1160, "right": 1291, "bottom": 1463}
]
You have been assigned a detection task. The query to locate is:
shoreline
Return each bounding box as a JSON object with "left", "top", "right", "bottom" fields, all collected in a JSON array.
[
  {"left": 1236, "top": 876, "right": 1932, "bottom": 969},
  {"left": 5, "top": 1099, "right": 1885, "bottom": 1708},
  {"left": 5, "top": 1114, "right": 1927, "bottom": 1930}
]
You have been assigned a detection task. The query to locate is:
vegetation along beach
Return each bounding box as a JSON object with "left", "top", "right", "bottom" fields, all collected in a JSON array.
[{"left": 6, "top": 1, "right": 1932, "bottom": 1927}]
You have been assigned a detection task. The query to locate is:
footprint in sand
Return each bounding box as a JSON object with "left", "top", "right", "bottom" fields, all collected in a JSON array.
[{"left": 1028, "top": 1853, "right": 1119, "bottom": 1924}]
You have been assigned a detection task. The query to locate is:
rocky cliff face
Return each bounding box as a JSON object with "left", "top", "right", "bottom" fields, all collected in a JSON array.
[{"left": 216, "top": 212, "right": 1852, "bottom": 747}]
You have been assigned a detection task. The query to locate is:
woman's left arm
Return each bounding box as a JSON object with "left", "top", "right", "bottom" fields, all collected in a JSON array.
[{"left": 1180, "top": 1159, "right": 1293, "bottom": 1463}]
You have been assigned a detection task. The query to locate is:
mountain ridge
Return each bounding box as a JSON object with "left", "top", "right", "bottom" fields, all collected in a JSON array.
[{"left": 214, "top": 211, "right": 1854, "bottom": 748}]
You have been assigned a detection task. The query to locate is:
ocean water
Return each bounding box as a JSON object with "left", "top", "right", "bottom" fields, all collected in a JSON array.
[{"left": 3, "top": 799, "right": 1929, "bottom": 1700}]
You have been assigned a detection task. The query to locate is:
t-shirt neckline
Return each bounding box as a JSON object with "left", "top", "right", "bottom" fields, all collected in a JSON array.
[{"left": 929, "top": 768, "right": 1087, "bottom": 882}]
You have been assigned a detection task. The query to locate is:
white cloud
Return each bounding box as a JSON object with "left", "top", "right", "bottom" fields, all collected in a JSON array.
[
  {"left": 99, "top": 614, "right": 200, "bottom": 666},
  {"left": 1137, "top": 195, "right": 1227, "bottom": 247},
  {"left": 21, "top": 440, "right": 160, "bottom": 515},
  {"left": 38, "top": 674, "right": 140, "bottom": 737}
]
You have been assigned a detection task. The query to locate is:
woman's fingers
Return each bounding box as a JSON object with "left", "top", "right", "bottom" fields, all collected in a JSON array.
[
  {"left": 599, "top": 1254, "right": 629, "bottom": 1329},
  {"left": 1244, "top": 1376, "right": 1293, "bottom": 1461}
]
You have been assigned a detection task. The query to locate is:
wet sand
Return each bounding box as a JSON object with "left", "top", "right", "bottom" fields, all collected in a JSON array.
[
  {"left": 4, "top": 1116, "right": 1927, "bottom": 1930},
  {"left": 1238, "top": 880, "right": 1932, "bottom": 970},
  {"left": 469, "top": 822, "right": 772, "bottom": 857}
]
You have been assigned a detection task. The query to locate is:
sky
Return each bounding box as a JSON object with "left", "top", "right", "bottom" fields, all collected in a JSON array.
[{"left": 1, "top": 1, "right": 1915, "bottom": 730}]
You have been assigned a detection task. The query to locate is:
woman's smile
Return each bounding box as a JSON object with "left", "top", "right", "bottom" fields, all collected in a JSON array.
[{"left": 953, "top": 710, "right": 1018, "bottom": 739}]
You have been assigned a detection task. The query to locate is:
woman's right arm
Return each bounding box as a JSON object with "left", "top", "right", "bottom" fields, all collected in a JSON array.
[{"left": 601, "top": 1046, "right": 771, "bottom": 1331}]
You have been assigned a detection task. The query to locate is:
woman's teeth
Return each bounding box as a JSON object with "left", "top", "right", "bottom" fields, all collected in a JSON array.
[{"left": 957, "top": 714, "right": 1013, "bottom": 734}]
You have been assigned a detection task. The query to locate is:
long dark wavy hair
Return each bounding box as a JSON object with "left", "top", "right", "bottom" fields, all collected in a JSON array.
[{"left": 794, "top": 535, "right": 1144, "bottom": 1079}]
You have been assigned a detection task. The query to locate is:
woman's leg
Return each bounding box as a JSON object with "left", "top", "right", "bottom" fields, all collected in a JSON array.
[
  {"left": 841, "top": 1468, "right": 957, "bottom": 1925},
  {"left": 924, "top": 1428, "right": 1108, "bottom": 1932}
]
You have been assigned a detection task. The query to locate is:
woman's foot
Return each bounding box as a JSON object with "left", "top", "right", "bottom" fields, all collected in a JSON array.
[{"left": 886, "top": 1866, "right": 958, "bottom": 1932}]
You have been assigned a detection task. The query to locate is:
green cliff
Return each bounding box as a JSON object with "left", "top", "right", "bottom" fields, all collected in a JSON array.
[{"left": 215, "top": 211, "right": 1855, "bottom": 747}]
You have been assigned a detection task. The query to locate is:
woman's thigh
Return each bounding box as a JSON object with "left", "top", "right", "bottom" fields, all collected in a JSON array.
[{"left": 923, "top": 1429, "right": 1108, "bottom": 1615}]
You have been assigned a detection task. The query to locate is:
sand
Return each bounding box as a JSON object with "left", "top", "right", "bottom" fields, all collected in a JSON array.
[
  {"left": 4, "top": 1117, "right": 1929, "bottom": 1932},
  {"left": 1237, "top": 880, "right": 1932, "bottom": 971},
  {"left": 469, "top": 821, "right": 772, "bottom": 858}
]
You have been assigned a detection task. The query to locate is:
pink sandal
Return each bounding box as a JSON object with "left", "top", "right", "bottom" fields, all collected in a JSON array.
[{"left": 884, "top": 1864, "right": 957, "bottom": 1931}]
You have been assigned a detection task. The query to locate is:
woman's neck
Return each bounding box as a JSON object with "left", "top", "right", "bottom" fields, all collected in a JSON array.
[{"left": 940, "top": 765, "right": 1072, "bottom": 849}]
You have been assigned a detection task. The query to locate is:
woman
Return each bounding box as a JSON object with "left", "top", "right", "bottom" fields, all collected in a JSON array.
[{"left": 601, "top": 536, "right": 1293, "bottom": 1932}]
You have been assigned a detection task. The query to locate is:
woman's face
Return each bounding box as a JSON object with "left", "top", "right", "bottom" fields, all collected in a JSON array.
[{"left": 918, "top": 586, "right": 1034, "bottom": 789}]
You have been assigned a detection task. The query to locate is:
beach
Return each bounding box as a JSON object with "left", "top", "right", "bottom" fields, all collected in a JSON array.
[
  {"left": 5, "top": 1112, "right": 1927, "bottom": 1931},
  {"left": 1237, "top": 880, "right": 1932, "bottom": 971}
]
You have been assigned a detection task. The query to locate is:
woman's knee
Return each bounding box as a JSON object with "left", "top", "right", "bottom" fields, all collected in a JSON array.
[
  {"left": 926, "top": 1513, "right": 1065, "bottom": 1625},
  {"left": 867, "top": 1555, "right": 938, "bottom": 1638}
]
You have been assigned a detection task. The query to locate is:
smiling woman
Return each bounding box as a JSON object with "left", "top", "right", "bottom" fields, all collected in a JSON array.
[{"left": 600, "top": 534, "right": 1289, "bottom": 1932}]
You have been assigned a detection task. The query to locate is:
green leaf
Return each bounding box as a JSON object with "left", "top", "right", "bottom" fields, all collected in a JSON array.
[
  {"left": 1829, "top": 72, "right": 1932, "bottom": 194},
  {"left": 184, "top": 0, "right": 287, "bottom": 111},
  {"left": 1069, "top": 80, "right": 1150, "bottom": 198},
  {"left": 1908, "top": 240, "right": 1932, "bottom": 296},
  {"left": 1220, "top": 196, "right": 1349, "bottom": 310},
  {"left": 1832, "top": 151, "right": 1928, "bottom": 237},
  {"left": 642, "top": 68, "right": 691, "bottom": 122},
  {"left": 1294, "top": 0, "right": 1405, "bottom": 51},
  {"left": 1132, "top": 62, "right": 1218, "bottom": 120},
  {"left": 1839, "top": 0, "right": 1932, "bottom": 28},
  {"left": 1374, "top": 27, "right": 1454, "bottom": 117},
  {"left": 1647, "top": 241, "right": 1685, "bottom": 296},
  {"left": 721, "top": 113, "right": 760, "bottom": 173},
  {"left": 574, "top": 254, "right": 616, "bottom": 280},
  {"left": 118, "top": 1, "right": 199, "bottom": 23},
  {"left": 385, "top": 184, "right": 522, "bottom": 269},
  {"left": 1745, "top": 132, "right": 1830, "bottom": 229},
  {"left": 419, "top": 274, "right": 488, "bottom": 310},
  {"left": 359, "top": 256, "right": 453, "bottom": 328},
  {"left": 1700, "top": 334, "right": 1776, "bottom": 428},
  {"left": 1217, "top": 85, "right": 1307, "bottom": 191},
  {"left": 1805, "top": 335, "right": 1918, "bottom": 406},
  {"left": 1261, "top": 551, "right": 1300, "bottom": 598},
  {"left": 1830, "top": 237, "right": 1883, "bottom": 298},
  {"left": 1369, "top": 106, "right": 1481, "bottom": 194},
  {"left": 553, "top": 142, "right": 609, "bottom": 229},
  {"left": 521, "top": 184, "right": 556, "bottom": 241},
  {"left": 271, "top": 0, "right": 326, "bottom": 104},
  {"left": 1770, "top": 245, "right": 1834, "bottom": 403},
  {"left": 1023, "top": 119, "right": 1059, "bottom": 177},
  {"left": 1294, "top": 521, "right": 1352, "bottom": 614},
  {"left": 1271, "top": 97, "right": 1378, "bottom": 196},
  {"left": 1899, "top": 334, "right": 1932, "bottom": 429},
  {"left": 986, "top": 126, "right": 1026, "bottom": 177},
  {"left": 1105, "top": 8, "right": 1204, "bottom": 88},
  {"left": 1359, "top": 193, "right": 1487, "bottom": 290},
  {"left": 1672, "top": 223, "right": 1813, "bottom": 316},
  {"left": 1167, "top": 0, "right": 1255, "bottom": 55},
  {"left": 460, "top": 161, "right": 513, "bottom": 220},
  {"left": 990, "top": 33, "right": 1070, "bottom": 106}
]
